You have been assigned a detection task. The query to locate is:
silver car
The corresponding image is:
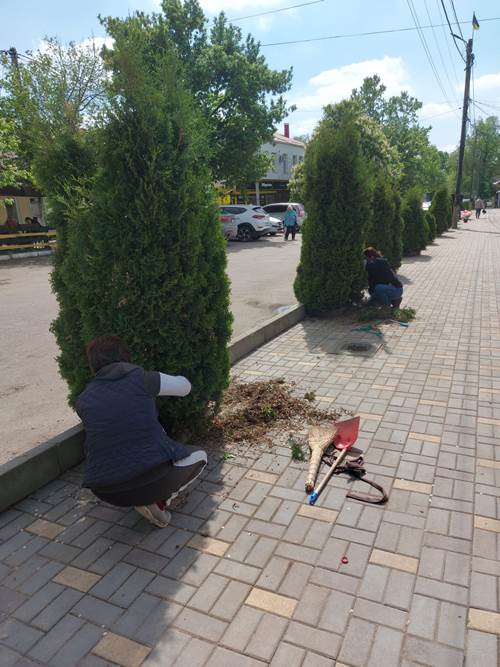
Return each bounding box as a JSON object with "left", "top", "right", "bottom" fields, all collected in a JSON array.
[{"left": 219, "top": 205, "right": 272, "bottom": 241}]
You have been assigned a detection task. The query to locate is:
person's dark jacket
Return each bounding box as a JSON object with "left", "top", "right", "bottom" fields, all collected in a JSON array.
[
  {"left": 76, "top": 363, "right": 190, "bottom": 488},
  {"left": 366, "top": 257, "right": 402, "bottom": 294}
]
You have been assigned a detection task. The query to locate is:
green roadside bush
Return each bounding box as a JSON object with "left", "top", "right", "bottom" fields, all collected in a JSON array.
[{"left": 294, "top": 113, "right": 371, "bottom": 313}]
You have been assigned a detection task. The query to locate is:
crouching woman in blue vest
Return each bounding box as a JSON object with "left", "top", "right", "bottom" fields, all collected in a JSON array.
[{"left": 76, "top": 335, "right": 207, "bottom": 528}]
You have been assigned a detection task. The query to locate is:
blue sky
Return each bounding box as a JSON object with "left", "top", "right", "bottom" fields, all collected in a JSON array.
[{"left": 2, "top": 0, "right": 499, "bottom": 151}]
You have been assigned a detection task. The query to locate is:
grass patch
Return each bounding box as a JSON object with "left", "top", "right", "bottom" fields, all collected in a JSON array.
[
  {"left": 357, "top": 305, "right": 416, "bottom": 323},
  {"left": 289, "top": 438, "right": 306, "bottom": 461}
]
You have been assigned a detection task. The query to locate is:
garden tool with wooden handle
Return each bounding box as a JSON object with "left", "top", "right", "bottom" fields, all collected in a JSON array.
[
  {"left": 308, "top": 416, "right": 360, "bottom": 505},
  {"left": 305, "top": 426, "right": 337, "bottom": 493}
]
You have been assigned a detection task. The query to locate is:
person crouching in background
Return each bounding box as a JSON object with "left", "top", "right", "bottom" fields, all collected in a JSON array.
[{"left": 364, "top": 247, "right": 403, "bottom": 308}]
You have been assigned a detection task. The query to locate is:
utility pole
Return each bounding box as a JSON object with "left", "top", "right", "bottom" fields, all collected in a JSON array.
[
  {"left": 452, "top": 38, "right": 473, "bottom": 229},
  {"left": 8, "top": 46, "right": 19, "bottom": 69}
]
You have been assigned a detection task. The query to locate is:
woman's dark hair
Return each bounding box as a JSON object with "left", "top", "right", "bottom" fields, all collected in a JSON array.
[
  {"left": 363, "top": 246, "right": 382, "bottom": 259},
  {"left": 86, "top": 335, "right": 131, "bottom": 374}
]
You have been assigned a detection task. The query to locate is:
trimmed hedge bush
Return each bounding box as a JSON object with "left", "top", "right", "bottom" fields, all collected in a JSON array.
[
  {"left": 430, "top": 186, "right": 452, "bottom": 234},
  {"left": 403, "top": 188, "right": 428, "bottom": 255},
  {"left": 294, "top": 113, "right": 371, "bottom": 313},
  {"left": 50, "top": 24, "right": 232, "bottom": 430}
]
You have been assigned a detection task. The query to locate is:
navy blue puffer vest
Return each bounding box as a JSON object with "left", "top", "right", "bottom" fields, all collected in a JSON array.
[{"left": 76, "top": 363, "right": 190, "bottom": 488}]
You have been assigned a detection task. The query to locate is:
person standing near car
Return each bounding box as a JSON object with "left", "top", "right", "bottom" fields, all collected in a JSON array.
[
  {"left": 474, "top": 197, "right": 484, "bottom": 219},
  {"left": 284, "top": 205, "right": 297, "bottom": 240}
]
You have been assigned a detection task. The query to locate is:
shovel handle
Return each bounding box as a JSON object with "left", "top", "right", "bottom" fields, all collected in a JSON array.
[{"left": 308, "top": 447, "right": 349, "bottom": 505}]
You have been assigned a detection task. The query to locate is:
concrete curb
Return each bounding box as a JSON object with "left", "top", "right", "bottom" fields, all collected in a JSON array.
[
  {"left": 0, "top": 303, "right": 305, "bottom": 512},
  {"left": 0, "top": 250, "right": 53, "bottom": 261}
]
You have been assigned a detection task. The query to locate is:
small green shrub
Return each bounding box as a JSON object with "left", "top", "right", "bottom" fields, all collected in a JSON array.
[
  {"left": 430, "top": 186, "right": 452, "bottom": 234},
  {"left": 289, "top": 438, "right": 306, "bottom": 461},
  {"left": 403, "top": 188, "right": 428, "bottom": 255}
]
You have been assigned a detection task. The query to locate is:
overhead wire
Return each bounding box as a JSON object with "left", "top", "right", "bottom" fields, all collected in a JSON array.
[
  {"left": 406, "top": 0, "right": 454, "bottom": 110},
  {"left": 435, "top": 0, "right": 462, "bottom": 89},
  {"left": 260, "top": 15, "right": 500, "bottom": 47},
  {"left": 229, "top": 0, "right": 324, "bottom": 22},
  {"left": 439, "top": 0, "right": 466, "bottom": 61},
  {"left": 449, "top": 0, "right": 465, "bottom": 40},
  {"left": 423, "top": 0, "right": 461, "bottom": 109}
]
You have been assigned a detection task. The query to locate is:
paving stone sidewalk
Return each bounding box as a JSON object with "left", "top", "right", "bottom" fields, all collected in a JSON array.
[{"left": 2, "top": 212, "right": 500, "bottom": 667}]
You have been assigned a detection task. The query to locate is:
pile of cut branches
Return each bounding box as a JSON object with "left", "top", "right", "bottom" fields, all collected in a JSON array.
[{"left": 207, "top": 379, "right": 346, "bottom": 447}]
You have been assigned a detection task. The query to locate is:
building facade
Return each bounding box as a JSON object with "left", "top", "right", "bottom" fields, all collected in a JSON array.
[{"left": 219, "top": 124, "right": 306, "bottom": 206}]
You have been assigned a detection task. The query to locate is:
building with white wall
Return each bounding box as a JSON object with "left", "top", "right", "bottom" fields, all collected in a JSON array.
[{"left": 256, "top": 124, "right": 305, "bottom": 205}]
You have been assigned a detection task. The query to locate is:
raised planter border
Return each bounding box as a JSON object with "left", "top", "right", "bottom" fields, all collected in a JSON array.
[{"left": 0, "top": 303, "right": 305, "bottom": 512}]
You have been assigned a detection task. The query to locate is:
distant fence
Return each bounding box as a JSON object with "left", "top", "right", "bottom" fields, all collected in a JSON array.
[{"left": 0, "top": 227, "right": 56, "bottom": 254}]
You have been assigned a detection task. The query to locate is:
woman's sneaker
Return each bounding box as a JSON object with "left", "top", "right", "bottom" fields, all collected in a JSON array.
[{"left": 134, "top": 504, "right": 171, "bottom": 528}]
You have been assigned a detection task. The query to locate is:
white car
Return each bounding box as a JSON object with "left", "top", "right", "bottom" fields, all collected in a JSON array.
[
  {"left": 220, "top": 213, "right": 238, "bottom": 240},
  {"left": 262, "top": 202, "right": 307, "bottom": 230},
  {"left": 219, "top": 205, "right": 272, "bottom": 241}
]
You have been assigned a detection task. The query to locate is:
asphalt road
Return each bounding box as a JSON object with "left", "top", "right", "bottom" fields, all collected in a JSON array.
[{"left": 0, "top": 235, "right": 301, "bottom": 464}]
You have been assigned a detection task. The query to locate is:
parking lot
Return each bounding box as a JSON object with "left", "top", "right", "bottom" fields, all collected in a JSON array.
[{"left": 0, "top": 235, "right": 301, "bottom": 464}]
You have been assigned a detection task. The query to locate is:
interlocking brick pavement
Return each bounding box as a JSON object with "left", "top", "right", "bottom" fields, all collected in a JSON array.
[{"left": 2, "top": 212, "right": 500, "bottom": 665}]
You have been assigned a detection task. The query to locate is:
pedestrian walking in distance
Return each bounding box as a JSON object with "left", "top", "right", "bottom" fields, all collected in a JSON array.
[
  {"left": 284, "top": 204, "right": 297, "bottom": 240},
  {"left": 475, "top": 197, "right": 484, "bottom": 219}
]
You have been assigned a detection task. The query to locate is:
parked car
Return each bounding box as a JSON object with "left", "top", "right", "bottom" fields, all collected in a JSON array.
[
  {"left": 262, "top": 202, "right": 307, "bottom": 229},
  {"left": 220, "top": 213, "right": 238, "bottom": 240},
  {"left": 219, "top": 205, "right": 272, "bottom": 241},
  {"left": 267, "top": 215, "right": 283, "bottom": 235}
]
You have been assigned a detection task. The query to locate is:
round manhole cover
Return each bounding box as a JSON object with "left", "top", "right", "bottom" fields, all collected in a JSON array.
[{"left": 346, "top": 343, "right": 372, "bottom": 353}]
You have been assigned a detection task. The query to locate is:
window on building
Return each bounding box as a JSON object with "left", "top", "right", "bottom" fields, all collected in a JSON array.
[
  {"left": 292, "top": 155, "right": 297, "bottom": 166},
  {"left": 299, "top": 156, "right": 304, "bottom": 163},
  {"left": 282, "top": 154, "right": 288, "bottom": 174}
]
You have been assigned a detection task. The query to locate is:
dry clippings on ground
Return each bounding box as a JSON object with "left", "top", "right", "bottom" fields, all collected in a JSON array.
[{"left": 206, "top": 378, "right": 349, "bottom": 449}]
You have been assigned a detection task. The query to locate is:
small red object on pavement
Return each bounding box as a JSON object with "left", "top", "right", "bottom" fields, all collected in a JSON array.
[{"left": 341, "top": 555, "right": 349, "bottom": 564}]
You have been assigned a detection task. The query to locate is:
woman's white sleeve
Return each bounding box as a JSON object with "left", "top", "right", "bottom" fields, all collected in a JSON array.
[{"left": 158, "top": 373, "right": 192, "bottom": 397}]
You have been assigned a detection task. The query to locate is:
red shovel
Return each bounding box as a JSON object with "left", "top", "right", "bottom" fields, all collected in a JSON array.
[{"left": 308, "top": 416, "right": 360, "bottom": 505}]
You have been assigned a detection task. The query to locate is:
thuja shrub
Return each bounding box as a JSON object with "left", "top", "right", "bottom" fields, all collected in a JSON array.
[
  {"left": 51, "top": 21, "right": 232, "bottom": 430},
  {"left": 402, "top": 188, "right": 428, "bottom": 255},
  {"left": 294, "top": 113, "right": 371, "bottom": 313},
  {"left": 430, "top": 185, "right": 452, "bottom": 234}
]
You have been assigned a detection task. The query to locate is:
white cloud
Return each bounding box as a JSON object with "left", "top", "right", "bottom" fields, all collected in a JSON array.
[
  {"left": 471, "top": 72, "right": 500, "bottom": 93},
  {"left": 420, "top": 102, "right": 455, "bottom": 118},
  {"left": 205, "top": 0, "right": 284, "bottom": 12},
  {"left": 257, "top": 15, "right": 275, "bottom": 31},
  {"left": 77, "top": 37, "right": 114, "bottom": 52},
  {"left": 293, "top": 56, "right": 411, "bottom": 113},
  {"left": 438, "top": 143, "right": 457, "bottom": 153}
]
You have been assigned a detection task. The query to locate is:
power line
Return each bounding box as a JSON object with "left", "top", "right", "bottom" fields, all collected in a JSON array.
[
  {"left": 260, "top": 15, "right": 500, "bottom": 47},
  {"left": 472, "top": 99, "right": 500, "bottom": 112},
  {"left": 406, "top": 0, "right": 454, "bottom": 109},
  {"left": 449, "top": 0, "right": 465, "bottom": 40},
  {"left": 439, "top": 0, "right": 466, "bottom": 61},
  {"left": 420, "top": 106, "right": 461, "bottom": 121},
  {"left": 423, "top": 0, "right": 460, "bottom": 108},
  {"left": 435, "top": 0, "right": 462, "bottom": 89},
  {"left": 230, "top": 0, "right": 324, "bottom": 22}
]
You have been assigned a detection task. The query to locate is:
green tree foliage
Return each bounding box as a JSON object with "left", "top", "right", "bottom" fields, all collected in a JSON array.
[
  {"left": 107, "top": 0, "right": 292, "bottom": 187},
  {"left": 324, "top": 100, "right": 402, "bottom": 182},
  {"left": 425, "top": 211, "right": 437, "bottom": 243},
  {"left": 366, "top": 177, "right": 395, "bottom": 258},
  {"left": 0, "top": 38, "right": 106, "bottom": 177},
  {"left": 448, "top": 116, "right": 500, "bottom": 199},
  {"left": 402, "top": 188, "right": 428, "bottom": 255},
  {"left": 0, "top": 116, "right": 27, "bottom": 190},
  {"left": 51, "top": 20, "right": 232, "bottom": 429},
  {"left": 294, "top": 113, "right": 371, "bottom": 313},
  {"left": 389, "top": 190, "right": 404, "bottom": 269},
  {"left": 289, "top": 161, "right": 305, "bottom": 202},
  {"left": 351, "top": 75, "right": 447, "bottom": 192},
  {"left": 430, "top": 185, "right": 452, "bottom": 234},
  {"left": 365, "top": 177, "right": 403, "bottom": 269}
]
